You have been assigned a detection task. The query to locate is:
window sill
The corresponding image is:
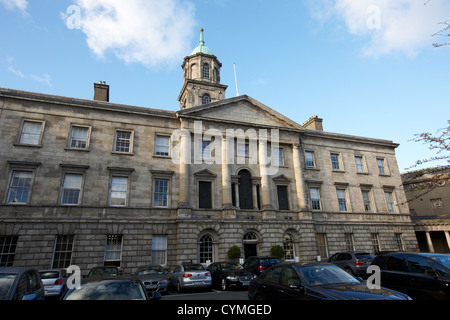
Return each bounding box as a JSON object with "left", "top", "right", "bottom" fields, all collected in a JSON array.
[
  {"left": 64, "top": 147, "right": 90, "bottom": 152},
  {"left": 111, "top": 151, "right": 134, "bottom": 156},
  {"left": 13, "top": 143, "right": 43, "bottom": 148}
]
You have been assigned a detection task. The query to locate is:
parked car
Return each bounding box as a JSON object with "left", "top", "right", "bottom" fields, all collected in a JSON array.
[
  {"left": 371, "top": 252, "right": 450, "bottom": 300},
  {"left": 133, "top": 265, "right": 169, "bottom": 293},
  {"left": 329, "top": 251, "right": 374, "bottom": 276},
  {"left": 86, "top": 266, "right": 123, "bottom": 278},
  {"left": 207, "top": 262, "right": 256, "bottom": 290},
  {"left": 243, "top": 256, "right": 280, "bottom": 275},
  {"left": 61, "top": 275, "right": 161, "bottom": 300},
  {"left": 0, "top": 267, "right": 45, "bottom": 300},
  {"left": 248, "top": 262, "right": 411, "bottom": 300},
  {"left": 39, "top": 268, "right": 68, "bottom": 298},
  {"left": 170, "top": 262, "right": 211, "bottom": 292}
]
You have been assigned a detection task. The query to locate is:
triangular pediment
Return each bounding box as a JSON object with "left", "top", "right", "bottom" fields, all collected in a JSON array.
[{"left": 177, "top": 95, "right": 304, "bottom": 130}]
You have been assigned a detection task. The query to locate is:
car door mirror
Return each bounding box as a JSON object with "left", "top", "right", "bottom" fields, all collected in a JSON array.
[
  {"left": 424, "top": 270, "right": 437, "bottom": 277},
  {"left": 22, "top": 293, "right": 37, "bottom": 300},
  {"left": 288, "top": 281, "right": 304, "bottom": 291}
]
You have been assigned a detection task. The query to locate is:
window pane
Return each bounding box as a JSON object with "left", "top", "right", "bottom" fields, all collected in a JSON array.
[
  {"left": 310, "top": 187, "right": 321, "bottom": 210},
  {"left": 305, "top": 151, "right": 315, "bottom": 168},
  {"left": 62, "top": 174, "right": 82, "bottom": 205},
  {"left": 199, "top": 235, "right": 213, "bottom": 263},
  {"left": 152, "top": 235, "right": 167, "bottom": 265},
  {"left": 385, "top": 191, "right": 395, "bottom": 212},
  {"left": 337, "top": 189, "right": 347, "bottom": 211},
  {"left": 110, "top": 176, "right": 128, "bottom": 206},
  {"left": 153, "top": 179, "right": 169, "bottom": 207},
  {"left": 155, "top": 136, "right": 170, "bottom": 156},
  {"left": 355, "top": 156, "right": 363, "bottom": 172},
  {"left": 115, "top": 131, "right": 131, "bottom": 152},
  {"left": 331, "top": 154, "right": 340, "bottom": 170},
  {"left": 20, "top": 121, "right": 42, "bottom": 145},
  {"left": 7, "top": 171, "right": 32, "bottom": 204},
  {"left": 377, "top": 159, "right": 385, "bottom": 174},
  {"left": 198, "top": 181, "right": 212, "bottom": 209},
  {"left": 0, "top": 236, "right": 19, "bottom": 267},
  {"left": 70, "top": 126, "right": 89, "bottom": 149},
  {"left": 362, "top": 190, "right": 372, "bottom": 212},
  {"left": 105, "top": 235, "right": 122, "bottom": 264},
  {"left": 52, "top": 235, "right": 74, "bottom": 268}
]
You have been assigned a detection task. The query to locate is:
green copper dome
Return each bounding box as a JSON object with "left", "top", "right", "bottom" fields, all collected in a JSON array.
[{"left": 190, "top": 28, "right": 213, "bottom": 56}]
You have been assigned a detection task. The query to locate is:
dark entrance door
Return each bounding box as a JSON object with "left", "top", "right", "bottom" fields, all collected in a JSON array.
[
  {"left": 244, "top": 243, "right": 257, "bottom": 259},
  {"left": 238, "top": 169, "right": 253, "bottom": 209}
]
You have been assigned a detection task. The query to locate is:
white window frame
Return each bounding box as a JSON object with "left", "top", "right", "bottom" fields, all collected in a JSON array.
[
  {"left": 155, "top": 134, "right": 171, "bottom": 157},
  {"left": 330, "top": 153, "right": 342, "bottom": 171},
  {"left": 336, "top": 187, "right": 349, "bottom": 212},
  {"left": 151, "top": 235, "right": 167, "bottom": 266},
  {"left": 109, "top": 176, "right": 129, "bottom": 207},
  {"left": 361, "top": 189, "right": 373, "bottom": 212},
  {"left": 104, "top": 235, "right": 123, "bottom": 266},
  {"left": 384, "top": 190, "right": 397, "bottom": 213},
  {"left": 305, "top": 151, "right": 316, "bottom": 168},
  {"left": 60, "top": 173, "right": 83, "bottom": 206},
  {"left": 68, "top": 124, "right": 91, "bottom": 150},
  {"left": 273, "top": 147, "right": 285, "bottom": 167},
  {"left": 6, "top": 171, "right": 33, "bottom": 204},
  {"left": 113, "top": 129, "right": 134, "bottom": 154},
  {"left": 309, "top": 187, "right": 321, "bottom": 211},
  {"left": 18, "top": 119, "right": 45, "bottom": 146}
]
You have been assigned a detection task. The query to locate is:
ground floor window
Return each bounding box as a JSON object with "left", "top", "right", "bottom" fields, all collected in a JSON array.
[
  {"left": 199, "top": 234, "right": 213, "bottom": 263},
  {"left": 152, "top": 235, "right": 167, "bottom": 265},
  {"left": 0, "top": 236, "right": 18, "bottom": 267},
  {"left": 104, "top": 235, "right": 122, "bottom": 266},
  {"left": 52, "top": 235, "right": 74, "bottom": 268}
]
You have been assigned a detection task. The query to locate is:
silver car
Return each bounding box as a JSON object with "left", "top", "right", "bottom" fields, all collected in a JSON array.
[
  {"left": 39, "top": 269, "right": 67, "bottom": 297},
  {"left": 170, "top": 263, "right": 211, "bottom": 292},
  {"left": 134, "top": 265, "right": 169, "bottom": 293}
]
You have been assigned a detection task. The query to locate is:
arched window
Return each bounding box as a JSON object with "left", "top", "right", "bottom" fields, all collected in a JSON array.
[
  {"left": 202, "top": 94, "right": 211, "bottom": 105},
  {"left": 202, "top": 63, "right": 210, "bottom": 79},
  {"left": 199, "top": 234, "right": 213, "bottom": 263},
  {"left": 283, "top": 233, "right": 296, "bottom": 261},
  {"left": 243, "top": 232, "right": 258, "bottom": 242}
]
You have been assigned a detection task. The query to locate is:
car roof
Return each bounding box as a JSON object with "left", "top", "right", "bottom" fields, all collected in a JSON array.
[
  {"left": 82, "top": 275, "right": 142, "bottom": 283},
  {"left": 0, "top": 267, "right": 37, "bottom": 275}
]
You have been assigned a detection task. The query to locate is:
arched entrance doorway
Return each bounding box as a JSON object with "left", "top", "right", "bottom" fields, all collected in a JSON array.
[
  {"left": 238, "top": 169, "right": 253, "bottom": 209},
  {"left": 243, "top": 231, "right": 258, "bottom": 259}
]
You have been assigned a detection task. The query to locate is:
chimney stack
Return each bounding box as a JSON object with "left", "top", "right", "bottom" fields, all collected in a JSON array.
[
  {"left": 94, "top": 81, "right": 109, "bottom": 102},
  {"left": 303, "top": 115, "right": 323, "bottom": 131}
]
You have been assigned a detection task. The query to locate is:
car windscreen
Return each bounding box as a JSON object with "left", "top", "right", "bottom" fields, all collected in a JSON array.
[
  {"left": 430, "top": 255, "right": 450, "bottom": 269},
  {"left": 63, "top": 280, "right": 147, "bottom": 300},
  {"left": 294, "top": 265, "right": 360, "bottom": 286},
  {"left": 0, "top": 274, "right": 17, "bottom": 300},
  {"left": 355, "top": 253, "right": 374, "bottom": 260},
  {"left": 260, "top": 259, "right": 279, "bottom": 265},
  {"left": 39, "top": 271, "right": 60, "bottom": 279},
  {"left": 138, "top": 267, "right": 163, "bottom": 275},
  {"left": 184, "top": 264, "right": 205, "bottom": 271},
  {"left": 220, "top": 263, "right": 243, "bottom": 271}
]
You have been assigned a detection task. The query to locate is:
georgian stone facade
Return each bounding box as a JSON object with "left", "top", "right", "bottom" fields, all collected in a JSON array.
[{"left": 0, "top": 31, "right": 418, "bottom": 274}]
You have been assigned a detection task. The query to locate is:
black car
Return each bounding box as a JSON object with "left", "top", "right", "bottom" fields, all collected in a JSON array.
[
  {"left": 371, "top": 252, "right": 450, "bottom": 300},
  {"left": 248, "top": 262, "right": 411, "bottom": 300},
  {"left": 207, "top": 262, "right": 256, "bottom": 290},
  {"left": 0, "top": 267, "right": 45, "bottom": 300},
  {"left": 243, "top": 256, "right": 280, "bottom": 275}
]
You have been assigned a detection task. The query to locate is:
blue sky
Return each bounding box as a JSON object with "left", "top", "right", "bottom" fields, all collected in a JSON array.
[{"left": 1, "top": 0, "right": 449, "bottom": 173}]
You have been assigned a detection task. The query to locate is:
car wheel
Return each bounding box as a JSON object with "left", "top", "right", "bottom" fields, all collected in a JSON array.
[
  {"left": 176, "top": 281, "right": 183, "bottom": 293},
  {"left": 221, "top": 279, "right": 228, "bottom": 291}
]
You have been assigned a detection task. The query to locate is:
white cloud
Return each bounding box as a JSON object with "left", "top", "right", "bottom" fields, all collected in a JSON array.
[
  {"left": 7, "top": 58, "right": 52, "bottom": 87},
  {"left": 65, "top": 0, "right": 197, "bottom": 68},
  {"left": 307, "top": 0, "right": 450, "bottom": 57},
  {"left": 0, "top": 0, "right": 27, "bottom": 12}
]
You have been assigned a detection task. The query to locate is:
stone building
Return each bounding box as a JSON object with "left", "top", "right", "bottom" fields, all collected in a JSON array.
[
  {"left": 402, "top": 167, "right": 450, "bottom": 253},
  {"left": 0, "top": 30, "right": 418, "bottom": 274}
]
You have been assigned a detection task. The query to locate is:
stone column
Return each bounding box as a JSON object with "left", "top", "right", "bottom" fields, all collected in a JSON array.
[
  {"left": 222, "top": 137, "right": 233, "bottom": 209},
  {"left": 425, "top": 231, "right": 435, "bottom": 253},
  {"left": 444, "top": 231, "right": 450, "bottom": 252},
  {"left": 258, "top": 140, "right": 273, "bottom": 210},
  {"left": 178, "top": 125, "right": 191, "bottom": 209},
  {"left": 293, "top": 143, "right": 308, "bottom": 211}
]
